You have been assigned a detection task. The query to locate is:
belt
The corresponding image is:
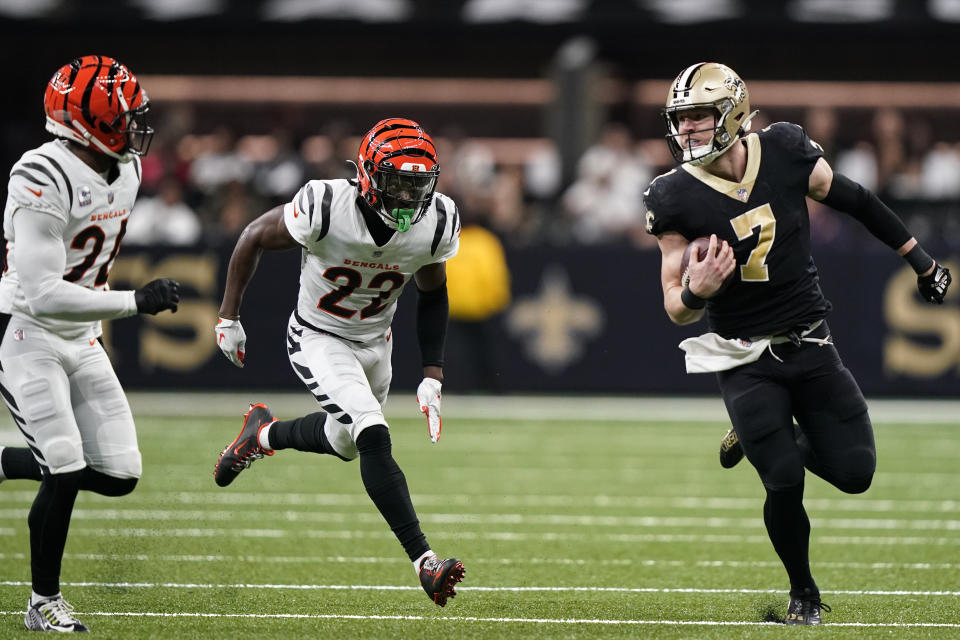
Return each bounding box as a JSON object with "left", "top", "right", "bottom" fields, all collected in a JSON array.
[
  {"left": 293, "top": 310, "right": 364, "bottom": 344},
  {"left": 768, "top": 319, "right": 829, "bottom": 346}
]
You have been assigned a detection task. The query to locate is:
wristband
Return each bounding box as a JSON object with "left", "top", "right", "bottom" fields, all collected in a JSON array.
[
  {"left": 218, "top": 313, "right": 240, "bottom": 320},
  {"left": 904, "top": 244, "right": 935, "bottom": 275},
  {"left": 681, "top": 285, "right": 706, "bottom": 310}
]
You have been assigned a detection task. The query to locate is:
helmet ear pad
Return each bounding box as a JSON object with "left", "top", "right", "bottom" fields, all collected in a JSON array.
[{"left": 361, "top": 159, "right": 379, "bottom": 205}]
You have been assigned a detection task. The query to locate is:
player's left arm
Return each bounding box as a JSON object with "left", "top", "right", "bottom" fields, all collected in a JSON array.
[
  {"left": 808, "top": 157, "right": 952, "bottom": 304},
  {"left": 413, "top": 261, "right": 448, "bottom": 443}
]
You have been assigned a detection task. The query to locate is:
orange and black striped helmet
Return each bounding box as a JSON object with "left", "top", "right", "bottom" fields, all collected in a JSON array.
[
  {"left": 356, "top": 118, "right": 439, "bottom": 232},
  {"left": 44, "top": 55, "right": 154, "bottom": 162}
]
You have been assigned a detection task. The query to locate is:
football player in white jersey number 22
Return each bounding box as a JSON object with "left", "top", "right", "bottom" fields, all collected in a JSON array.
[
  {"left": 213, "top": 118, "right": 465, "bottom": 606},
  {"left": 0, "top": 56, "right": 181, "bottom": 632}
]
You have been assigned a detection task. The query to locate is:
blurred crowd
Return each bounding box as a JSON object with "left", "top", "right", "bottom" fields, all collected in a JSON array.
[{"left": 129, "top": 104, "right": 960, "bottom": 252}]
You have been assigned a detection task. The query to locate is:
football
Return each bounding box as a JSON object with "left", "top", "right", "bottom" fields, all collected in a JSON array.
[{"left": 680, "top": 236, "right": 734, "bottom": 292}]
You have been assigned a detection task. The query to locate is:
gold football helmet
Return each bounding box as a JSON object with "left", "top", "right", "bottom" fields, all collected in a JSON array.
[{"left": 662, "top": 62, "right": 758, "bottom": 166}]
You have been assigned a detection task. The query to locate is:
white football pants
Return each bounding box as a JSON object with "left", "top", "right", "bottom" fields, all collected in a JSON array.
[
  {"left": 0, "top": 315, "right": 141, "bottom": 478},
  {"left": 286, "top": 312, "right": 393, "bottom": 460}
]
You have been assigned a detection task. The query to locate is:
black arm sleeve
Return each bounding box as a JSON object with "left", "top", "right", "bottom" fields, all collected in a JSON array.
[
  {"left": 819, "top": 173, "right": 912, "bottom": 250},
  {"left": 416, "top": 282, "right": 449, "bottom": 368}
]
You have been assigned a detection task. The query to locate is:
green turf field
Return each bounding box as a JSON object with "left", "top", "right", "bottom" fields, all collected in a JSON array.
[{"left": 1, "top": 395, "right": 958, "bottom": 638}]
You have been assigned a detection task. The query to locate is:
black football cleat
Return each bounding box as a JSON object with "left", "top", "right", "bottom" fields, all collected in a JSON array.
[
  {"left": 214, "top": 403, "right": 276, "bottom": 487},
  {"left": 418, "top": 556, "right": 465, "bottom": 607},
  {"left": 785, "top": 590, "right": 831, "bottom": 625},
  {"left": 719, "top": 427, "right": 744, "bottom": 469}
]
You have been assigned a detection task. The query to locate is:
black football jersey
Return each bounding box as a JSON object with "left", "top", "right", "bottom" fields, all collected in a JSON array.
[{"left": 644, "top": 122, "right": 832, "bottom": 339}]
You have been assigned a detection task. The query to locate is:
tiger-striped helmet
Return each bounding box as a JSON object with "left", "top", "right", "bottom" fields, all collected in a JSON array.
[
  {"left": 44, "top": 55, "right": 154, "bottom": 162},
  {"left": 663, "top": 62, "right": 757, "bottom": 166},
  {"left": 356, "top": 118, "right": 439, "bottom": 232}
]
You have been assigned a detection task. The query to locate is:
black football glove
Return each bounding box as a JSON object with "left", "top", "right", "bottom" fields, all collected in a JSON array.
[
  {"left": 917, "top": 263, "right": 952, "bottom": 304},
  {"left": 135, "top": 278, "right": 181, "bottom": 314}
]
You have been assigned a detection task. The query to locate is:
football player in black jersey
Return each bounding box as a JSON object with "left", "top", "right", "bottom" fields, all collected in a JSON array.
[{"left": 644, "top": 62, "right": 952, "bottom": 625}]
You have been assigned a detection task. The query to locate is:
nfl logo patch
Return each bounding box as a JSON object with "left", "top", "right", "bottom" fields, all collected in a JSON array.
[
  {"left": 736, "top": 188, "right": 748, "bottom": 202},
  {"left": 78, "top": 186, "right": 92, "bottom": 207},
  {"left": 13, "top": 329, "right": 24, "bottom": 341},
  {"left": 372, "top": 250, "right": 383, "bottom": 257},
  {"left": 107, "top": 192, "right": 115, "bottom": 205}
]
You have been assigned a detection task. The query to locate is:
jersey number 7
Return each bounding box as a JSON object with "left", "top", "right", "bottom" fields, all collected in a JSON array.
[{"left": 730, "top": 204, "right": 776, "bottom": 282}]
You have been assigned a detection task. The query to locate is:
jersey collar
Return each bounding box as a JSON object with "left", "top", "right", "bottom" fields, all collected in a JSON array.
[
  {"left": 356, "top": 196, "right": 396, "bottom": 247},
  {"left": 681, "top": 133, "right": 761, "bottom": 202}
]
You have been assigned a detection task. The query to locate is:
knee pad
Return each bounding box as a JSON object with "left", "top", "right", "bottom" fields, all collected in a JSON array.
[
  {"left": 92, "top": 446, "right": 143, "bottom": 479},
  {"left": 356, "top": 425, "right": 391, "bottom": 456},
  {"left": 837, "top": 475, "right": 873, "bottom": 494}
]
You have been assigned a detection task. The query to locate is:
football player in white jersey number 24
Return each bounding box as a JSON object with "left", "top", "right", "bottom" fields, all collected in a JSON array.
[
  {"left": 213, "top": 118, "right": 465, "bottom": 606},
  {"left": 0, "top": 55, "right": 181, "bottom": 632}
]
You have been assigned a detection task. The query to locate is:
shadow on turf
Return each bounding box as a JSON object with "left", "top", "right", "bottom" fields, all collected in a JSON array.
[{"left": 756, "top": 599, "right": 786, "bottom": 624}]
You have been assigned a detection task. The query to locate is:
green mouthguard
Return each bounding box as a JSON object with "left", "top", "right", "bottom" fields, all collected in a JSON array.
[{"left": 392, "top": 208, "right": 414, "bottom": 232}]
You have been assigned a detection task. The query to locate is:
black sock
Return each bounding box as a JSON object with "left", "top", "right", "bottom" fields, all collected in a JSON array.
[
  {"left": 269, "top": 412, "right": 345, "bottom": 457},
  {"left": 1, "top": 447, "right": 42, "bottom": 480},
  {"left": 763, "top": 483, "right": 818, "bottom": 597},
  {"left": 28, "top": 470, "right": 82, "bottom": 596},
  {"left": 356, "top": 425, "right": 429, "bottom": 562}
]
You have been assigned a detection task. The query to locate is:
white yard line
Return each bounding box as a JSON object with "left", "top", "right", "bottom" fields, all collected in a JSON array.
[
  {"left": 0, "top": 580, "right": 958, "bottom": 597},
  {"left": 0, "top": 580, "right": 960, "bottom": 597},
  {"left": 0, "top": 507, "right": 958, "bottom": 532},
  {"left": 1, "top": 552, "right": 956, "bottom": 572},
  {"left": 1, "top": 525, "right": 957, "bottom": 547},
  {"left": 0, "top": 610, "right": 957, "bottom": 628},
  {"left": 0, "top": 490, "right": 956, "bottom": 514}
]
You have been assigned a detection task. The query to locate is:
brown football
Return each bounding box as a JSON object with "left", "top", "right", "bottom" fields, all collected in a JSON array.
[{"left": 680, "top": 236, "right": 734, "bottom": 292}]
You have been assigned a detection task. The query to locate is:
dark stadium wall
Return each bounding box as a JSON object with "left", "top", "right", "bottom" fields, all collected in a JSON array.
[{"left": 107, "top": 244, "right": 960, "bottom": 397}]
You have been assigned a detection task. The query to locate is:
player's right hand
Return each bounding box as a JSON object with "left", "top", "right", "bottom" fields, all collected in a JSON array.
[
  {"left": 918, "top": 263, "right": 952, "bottom": 304},
  {"left": 135, "top": 278, "right": 181, "bottom": 314},
  {"left": 688, "top": 235, "right": 736, "bottom": 297},
  {"left": 215, "top": 317, "right": 246, "bottom": 367}
]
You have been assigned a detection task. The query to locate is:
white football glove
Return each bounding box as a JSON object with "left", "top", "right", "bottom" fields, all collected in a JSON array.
[
  {"left": 417, "top": 377, "right": 443, "bottom": 443},
  {"left": 215, "top": 317, "right": 246, "bottom": 368}
]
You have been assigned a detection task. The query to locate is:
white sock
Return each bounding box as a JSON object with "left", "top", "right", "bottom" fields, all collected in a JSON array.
[
  {"left": 258, "top": 423, "right": 273, "bottom": 450},
  {"left": 0, "top": 445, "right": 6, "bottom": 481},
  {"left": 413, "top": 550, "right": 435, "bottom": 575},
  {"left": 31, "top": 591, "right": 60, "bottom": 606}
]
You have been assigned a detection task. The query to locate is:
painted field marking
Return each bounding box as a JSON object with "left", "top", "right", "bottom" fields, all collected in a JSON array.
[
  {"left": 1, "top": 580, "right": 957, "bottom": 597},
  {"left": 0, "top": 610, "right": 957, "bottom": 628},
  {"left": 0, "top": 610, "right": 958, "bottom": 628},
  {"left": 1, "top": 552, "right": 955, "bottom": 572}
]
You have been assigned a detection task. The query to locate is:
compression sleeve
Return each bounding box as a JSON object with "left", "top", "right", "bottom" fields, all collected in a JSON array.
[
  {"left": 13, "top": 209, "right": 138, "bottom": 320},
  {"left": 416, "top": 281, "right": 449, "bottom": 368},
  {"left": 819, "top": 173, "right": 912, "bottom": 250}
]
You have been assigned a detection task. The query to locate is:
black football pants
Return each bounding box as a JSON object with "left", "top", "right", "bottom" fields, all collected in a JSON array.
[
  {"left": 716, "top": 322, "right": 875, "bottom": 594},
  {"left": 718, "top": 322, "right": 875, "bottom": 492}
]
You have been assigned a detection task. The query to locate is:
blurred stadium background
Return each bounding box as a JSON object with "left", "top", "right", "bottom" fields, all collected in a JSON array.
[
  {"left": 1, "top": 3, "right": 959, "bottom": 637},
  {"left": 1, "top": 0, "right": 958, "bottom": 398}
]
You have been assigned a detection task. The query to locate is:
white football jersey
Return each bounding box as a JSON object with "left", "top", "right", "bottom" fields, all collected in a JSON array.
[
  {"left": 283, "top": 179, "right": 460, "bottom": 342},
  {"left": 1, "top": 139, "right": 141, "bottom": 338}
]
